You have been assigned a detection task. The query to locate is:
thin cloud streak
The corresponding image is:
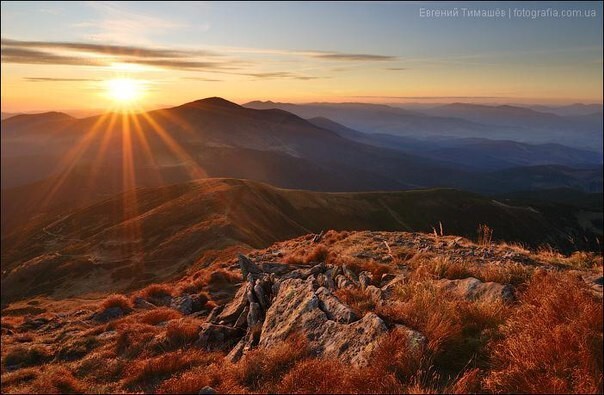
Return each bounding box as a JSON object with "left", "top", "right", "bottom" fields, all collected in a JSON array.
[{"left": 24, "top": 77, "right": 101, "bottom": 82}]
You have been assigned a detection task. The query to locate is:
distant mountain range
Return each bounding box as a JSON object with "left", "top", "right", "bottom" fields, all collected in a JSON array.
[
  {"left": 2, "top": 97, "right": 601, "bottom": 237},
  {"left": 245, "top": 100, "right": 602, "bottom": 152}
]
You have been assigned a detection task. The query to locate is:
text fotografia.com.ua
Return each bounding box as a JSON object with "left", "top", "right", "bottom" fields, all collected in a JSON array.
[{"left": 419, "top": 7, "right": 598, "bottom": 19}]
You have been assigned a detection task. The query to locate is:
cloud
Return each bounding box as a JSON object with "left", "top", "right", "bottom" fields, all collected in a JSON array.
[
  {"left": 1, "top": 37, "right": 236, "bottom": 71},
  {"left": 1, "top": 47, "right": 104, "bottom": 66},
  {"left": 386, "top": 67, "right": 407, "bottom": 71},
  {"left": 239, "top": 71, "right": 321, "bottom": 80},
  {"left": 182, "top": 77, "right": 222, "bottom": 82},
  {"left": 24, "top": 77, "right": 101, "bottom": 82},
  {"left": 309, "top": 52, "right": 396, "bottom": 61},
  {"left": 1, "top": 37, "right": 218, "bottom": 59}
]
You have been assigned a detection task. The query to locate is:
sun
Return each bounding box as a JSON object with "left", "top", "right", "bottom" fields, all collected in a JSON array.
[{"left": 106, "top": 78, "right": 145, "bottom": 105}]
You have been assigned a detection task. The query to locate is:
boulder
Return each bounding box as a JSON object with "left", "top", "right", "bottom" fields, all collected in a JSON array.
[
  {"left": 170, "top": 295, "right": 193, "bottom": 315},
  {"left": 216, "top": 284, "right": 248, "bottom": 325},
  {"left": 199, "top": 386, "right": 217, "bottom": 394},
  {"left": 238, "top": 254, "right": 263, "bottom": 279},
  {"left": 90, "top": 307, "right": 124, "bottom": 323},
  {"left": 133, "top": 297, "right": 156, "bottom": 310},
  {"left": 436, "top": 277, "right": 514, "bottom": 302},
  {"left": 315, "top": 287, "right": 358, "bottom": 324},
  {"left": 259, "top": 278, "right": 389, "bottom": 367}
]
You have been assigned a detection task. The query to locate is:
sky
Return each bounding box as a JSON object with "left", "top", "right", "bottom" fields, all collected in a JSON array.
[{"left": 1, "top": 1, "right": 603, "bottom": 112}]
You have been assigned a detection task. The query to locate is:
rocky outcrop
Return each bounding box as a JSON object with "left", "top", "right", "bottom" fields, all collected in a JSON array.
[
  {"left": 209, "top": 254, "right": 426, "bottom": 367},
  {"left": 260, "top": 278, "right": 387, "bottom": 366}
]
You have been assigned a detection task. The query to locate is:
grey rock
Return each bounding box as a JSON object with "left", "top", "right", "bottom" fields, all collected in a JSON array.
[
  {"left": 199, "top": 386, "right": 217, "bottom": 394},
  {"left": 335, "top": 274, "right": 354, "bottom": 289},
  {"left": 247, "top": 302, "right": 261, "bottom": 327},
  {"left": 436, "top": 277, "right": 515, "bottom": 302},
  {"left": 315, "top": 287, "right": 358, "bottom": 324},
  {"left": 365, "top": 285, "right": 384, "bottom": 304},
  {"left": 216, "top": 285, "right": 248, "bottom": 325},
  {"left": 90, "top": 307, "right": 124, "bottom": 323},
  {"left": 197, "top": 323, "right": 242, "bottom": 351},
  {"left": 133, "top": 297, "right": 156, "bottom": 310},
  {"left": 206, "top": 305, "right": 224, "bottom": 324},
  {"left": 380, "top": 273, "right": 397, "bottom": 286},
  {"left": 358, "top": 271, "right": 372, "bottom": 289},
  {"left": 170, "top": 295, "right": 193, "bottom": 315},
  {"left": 239, "top": 254, "right": 263, "bottom": 279},
  {"left": 259, "top": 278, "right": 389, "bottom": 367},
  {"left": 234, "top": 306, "right": 249, "bottom": 329}
]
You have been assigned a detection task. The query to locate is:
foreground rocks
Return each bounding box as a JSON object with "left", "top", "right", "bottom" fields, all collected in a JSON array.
[{"left": 201, "top": 254, "right": 429, "bottom": 366}]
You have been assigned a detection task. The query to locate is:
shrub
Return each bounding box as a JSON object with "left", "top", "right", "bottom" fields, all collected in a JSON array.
[
  {"left": 286, "top": 245, "right": 330, "bottom": 265},
  {"left": 115, "top": 323, "right": 160, "bottom": 358},
  {"left": 181, "top": 269, "right": 240, "bottom": 294},
  {"left": 3, "top": 344, "right": 53, "bottom": 368},
  {"left": 369, "top": 328, "right": 426, "bottom": 383},
  {"left": 139, "top": 307, "right": 182, "bottom": 325},
  {"left": 139, "top": 284, "right": 173, "bottom": 300},
  {"left": 101, "top": 294, "right": 132, "bottom": 311},
  {"left": 484, "top": 271, "right": 603, "bottom": 393},
  {"left": 566, "top": 251, "right": 603, "bottom": 269},
  {"left": 165, "top": 320, "right": 201, "bottom": 349},
  {"left": 413, "top": 257, "right": 473, "bottom": 281}
]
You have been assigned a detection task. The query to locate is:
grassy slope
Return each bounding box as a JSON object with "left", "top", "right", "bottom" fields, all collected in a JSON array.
[{"left": 1, "top": 178, "right": 599, "bottom": 303}]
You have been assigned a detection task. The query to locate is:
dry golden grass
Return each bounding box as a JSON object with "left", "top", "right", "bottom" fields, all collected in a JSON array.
[
  {"left": 0, "top": 367, "right": 39, "bottom": 391},
  {"left": 222, "top": 333, "right": 309, "bottom": 392},
  {"left": 333, "top": 287, "right": 376, "bottom": 315},
  {"left": 286, "top": 245, "right": 330, "bottom": 265},
  {"left": 139, "top": 307, "right": 182, "bottom": 325},
  {"left": 412, "top": 256, "right": 473, "bottom": 281},
  {"left": 183, "top": 269, "right": 241, "bottom": 294},
  {"left": 277, "top": 358, "right": 404, "bottom": 394},
  {"left": 139, "top": 283, "right": 174, "bottom": 300},
  {"left": 16, "top": 366, "right": 85, "bottom": 394},
  {"left": 164, "top": 319, "right": 201, "bottom": 349},
  {"left": 123, "top": 350, "right": 220, "bottom": 391},
  {"left": 339, "top": 257, "right": 394, "bottom": 285},
  {"left": 115, "top": 322, "right": 160, "bottom": 359},
  {"left": 484, "top": 271, "right": 603, "bottom": 394},
  {"left": 378, "top": 280, "right": 510, "bottom": 373},
  {"left": 2, "top": 344, "right": 53, "bottom": 368},
  {"left": 101, "top": 293, "right": 132, "bottom": 311}
]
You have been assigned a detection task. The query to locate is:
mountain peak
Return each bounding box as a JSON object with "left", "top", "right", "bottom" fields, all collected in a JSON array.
[{"left": 184, "top": 97, "right": 241, "bottom": 109}]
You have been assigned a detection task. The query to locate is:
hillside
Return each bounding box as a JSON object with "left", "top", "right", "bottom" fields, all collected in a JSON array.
[
  {"left": 1, "top": 230, "right": 602, "bottom": 393},
  {"left": 2, "top": 178, "right": 601, "bottom": 304}
]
